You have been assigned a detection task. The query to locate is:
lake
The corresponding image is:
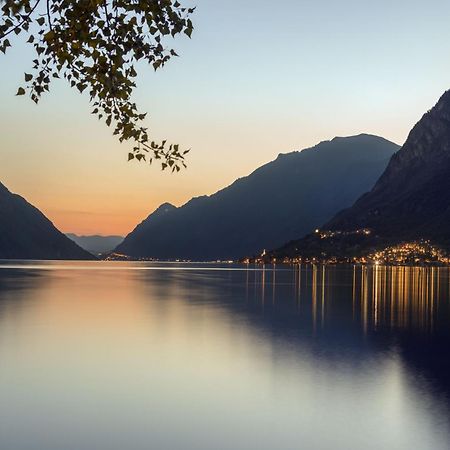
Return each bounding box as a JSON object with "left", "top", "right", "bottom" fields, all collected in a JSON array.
[{"left": 0, "top": 261, "right": 449, "bottom": 450}]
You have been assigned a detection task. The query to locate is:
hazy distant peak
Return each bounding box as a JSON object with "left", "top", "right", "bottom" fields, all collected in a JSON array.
[
  {"left": 66, "top": 233, "right": 124, "bottom": 255},
  {"left": 67, "top": 233, "right": 124, "bottom": 240}
]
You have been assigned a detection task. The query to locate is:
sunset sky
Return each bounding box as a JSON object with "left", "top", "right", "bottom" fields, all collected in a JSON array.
[{"left": 1, "top": 0, "right": 450, "bottom": 236}]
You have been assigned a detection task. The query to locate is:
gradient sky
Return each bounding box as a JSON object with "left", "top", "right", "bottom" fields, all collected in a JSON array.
[{"left": 1, "top": 0, "right": 450, "bottom": 235}]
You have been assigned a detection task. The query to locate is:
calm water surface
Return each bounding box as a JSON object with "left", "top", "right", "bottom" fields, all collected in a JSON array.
[{"left": 0, "top": 261, "right": 449, "bottom": 450}]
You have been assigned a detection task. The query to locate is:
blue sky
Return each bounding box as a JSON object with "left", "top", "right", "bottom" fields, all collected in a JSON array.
[{"left": 1, "top": 0, "right": 450, "bottom": 234}]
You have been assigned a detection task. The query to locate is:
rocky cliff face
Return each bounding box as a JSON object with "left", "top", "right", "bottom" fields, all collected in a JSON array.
[
  {"left": 326, "top": 90, "right": 450, "bottom": 244},
  {"left": 373, "top": 91, "right": 450, "bottom": 194},
  {"left": 273, "top": 90, "right": 450, "bottom": 259}
]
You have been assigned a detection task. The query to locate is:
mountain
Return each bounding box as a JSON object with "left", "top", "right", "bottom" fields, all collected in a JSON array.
[
  {"left": 116, "top": 134, "right": 399, "bottom": 261},
  {"left": 271, "top": 90, "right": 450, "bottom": 260},
  {"left": 66, "top": 234, "right": 124, "bottom": 255},
  {"left": 0, "top": 182, "right": 95, "bottom": 260}
]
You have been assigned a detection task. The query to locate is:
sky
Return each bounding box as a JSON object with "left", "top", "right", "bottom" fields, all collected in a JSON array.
[{"left": 1, "top": 0, "right": 450, "bottom": 236}]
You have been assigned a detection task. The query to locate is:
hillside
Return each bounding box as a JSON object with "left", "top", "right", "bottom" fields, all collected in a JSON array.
[
  {"left": 0, "top": 182, "right": 95, "bottom": 260},
  {"left": 66, "top": 234, "right": 124, "bottom": 255},
  {"left": 271, "top": 91, "right": 450, "bottom": 261},
  {"left": 116, "top": 134, "right": 399, "bottom": 260}
]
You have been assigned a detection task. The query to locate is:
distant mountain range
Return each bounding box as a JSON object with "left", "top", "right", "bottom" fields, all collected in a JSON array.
[
  {"left": 66, "top": 234, "right": 124, "bottom": 255},
  {"left": 271, "top": 90, "right": 450, "bottom": 260},
  {"left": 0, "top": 182, "right": 95, "bottom": 260},
  {"left": 115, "top": 134, "right": 399, "bottom": 261}
]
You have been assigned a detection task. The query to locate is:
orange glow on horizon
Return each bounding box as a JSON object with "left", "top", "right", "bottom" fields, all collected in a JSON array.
[{"left": 44, "top": 209, "right": 141, "bottom": 236}]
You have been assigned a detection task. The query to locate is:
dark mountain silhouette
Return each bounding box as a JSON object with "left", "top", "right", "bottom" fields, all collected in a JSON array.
[
  {"left": 0, "top": 182, "right": 95, "bottom": 260},
  {"left": 272, "top": 90, "right": 450, "bottom": 259},
  {"left": 66, "top": 234, "right": 124, "bottom": 255},
  {"left": 116, "top": 134, "right": 399, "bottom": 261}
]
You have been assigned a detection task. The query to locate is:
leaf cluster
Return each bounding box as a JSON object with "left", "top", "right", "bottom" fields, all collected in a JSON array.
[{"left": 0, "top": 0, "right": 194, "bottom": 171}]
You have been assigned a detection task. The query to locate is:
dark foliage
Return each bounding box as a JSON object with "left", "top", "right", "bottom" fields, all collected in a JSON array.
[{"left": 0, "top": 0, "right": 194, "bottom": 170}]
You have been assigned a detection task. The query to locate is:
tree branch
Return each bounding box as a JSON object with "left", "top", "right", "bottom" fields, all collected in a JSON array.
[
  {"left": 0, "top": 0, "right": 42, "bottom": 39},
  {"left": 46, "top": 0, "right": 52, "bottom": 30}
]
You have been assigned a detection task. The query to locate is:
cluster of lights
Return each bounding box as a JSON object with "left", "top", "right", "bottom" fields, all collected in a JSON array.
[
  {"left": 314, "top": 228, "right": 372, "bottom": 239},
  {"left": 249, "top": 255, "right": 345, "bottom": 265},
  {"left": 364, "top": 240, "right": 450, "bottom": 265},
  {"left": 104, "top": 252, "right": 133, "bottom": 261},
  {"left": 105, "top": 253, "right": 165, "bottom": 262},
  {"left": 246, "top": 256, "right": 278, "bottom": 265},
  {"left": 276, "top": 256, "right": 348, "bottom": 265},
  {"left": 106, "top": 253, "right": 236, "bottom": 264},
  {"left": 248, "top": 238, "right": 450, "bottom": 267}
]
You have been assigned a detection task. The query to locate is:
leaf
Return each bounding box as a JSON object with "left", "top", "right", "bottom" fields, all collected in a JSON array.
[
  {"left": 16, "top": 87, "right": 26, "bottom": 96},
  {"left": 24, "top": 73, "right": 32, "bottom": 82},
  {"left": 44, "top": 30, "right": 55, "bottom": 42}
]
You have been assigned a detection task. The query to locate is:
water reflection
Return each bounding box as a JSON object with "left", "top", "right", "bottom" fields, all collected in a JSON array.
[
  {"left": 0, "top": 262, "right": 449, "bottom": 450},
  {"left": 242, "top": 264, "right": 450, "bottom": 335},
  {"left": 354, "top": 265, "right": 449, "bottom": 332},
  {"left": 0, "top": 269, "right": 46, "bottom": 320}
]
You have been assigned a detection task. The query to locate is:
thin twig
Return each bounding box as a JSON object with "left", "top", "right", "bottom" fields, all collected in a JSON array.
[{"left": 46, "top": 0, "right": 53, "bottom": 30}]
